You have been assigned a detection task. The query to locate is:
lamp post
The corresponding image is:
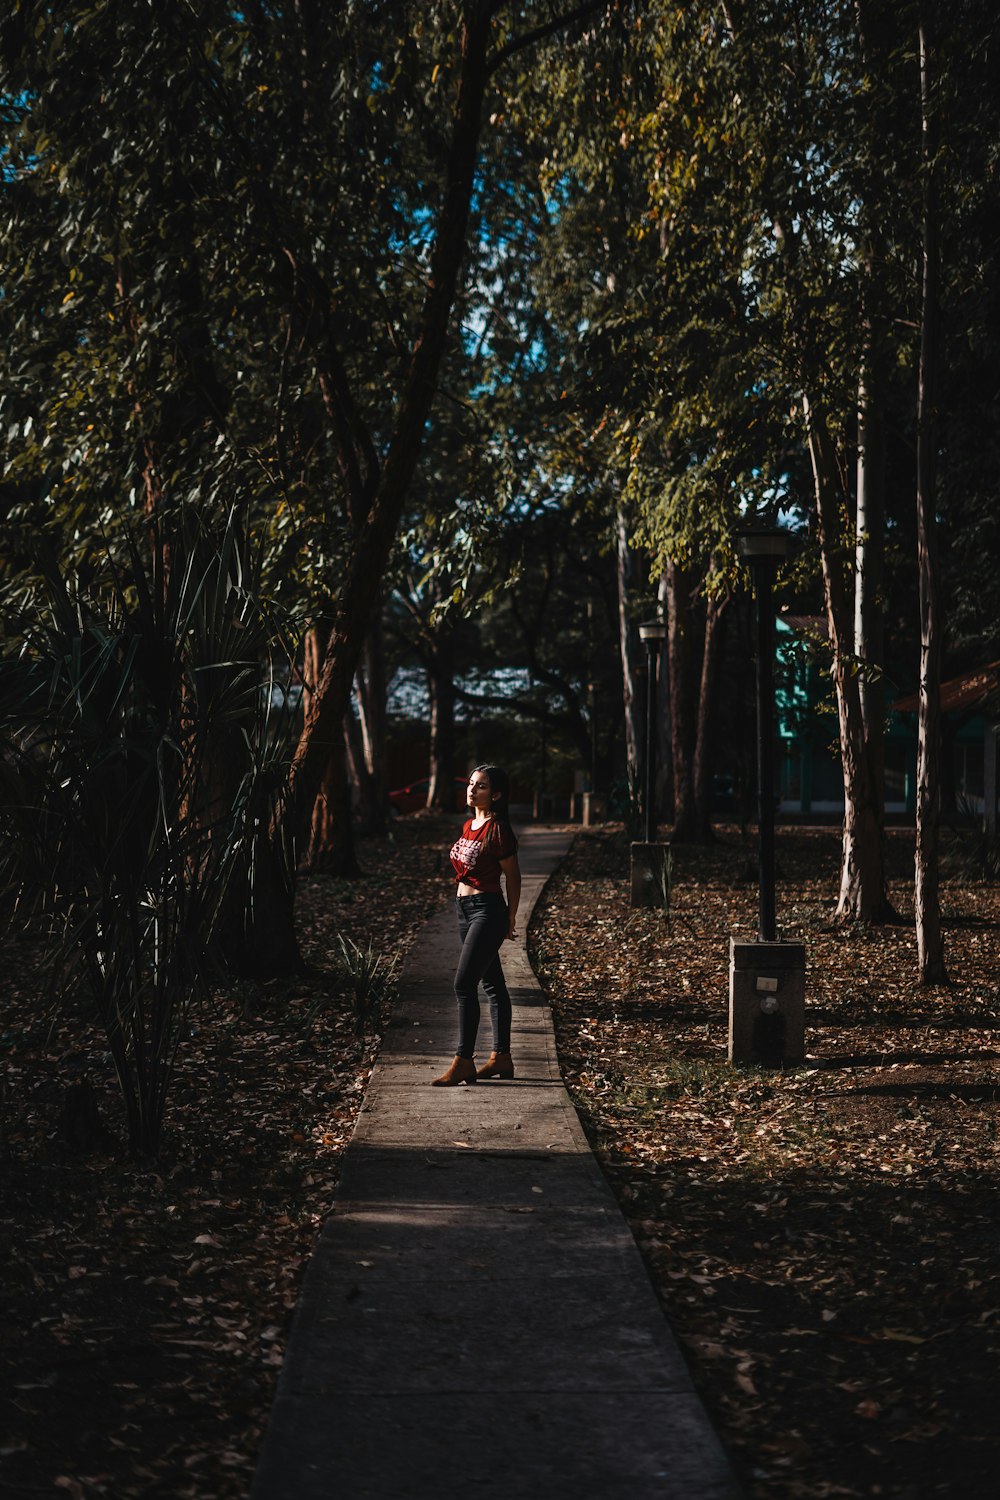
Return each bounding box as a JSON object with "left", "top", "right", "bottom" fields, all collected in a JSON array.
[
  {"left": 638, "top": 619, "right": 668, "bottom": 843},
  {"left": 737, "top": 529, "right": 789, "bottom": 942},
  {"left": 727, "top": 526, "right": 805, "bottom": 1069}
]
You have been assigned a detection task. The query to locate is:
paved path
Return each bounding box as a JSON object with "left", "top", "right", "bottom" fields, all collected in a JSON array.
[{"left": 251, "top": 826, "right": 741, "bottom": 1499}]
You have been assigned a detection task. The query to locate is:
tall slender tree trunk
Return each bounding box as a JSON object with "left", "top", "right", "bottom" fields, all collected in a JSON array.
[
  {"left": 352, "top": 627, "right": 389, "bottom": 835},
  {"left": 804, "top": 395, "right": 894, "bottom": 920},
  {"left": 289, "top": 10, "right": 492, "bottom": 866},
  {"left": 855, "top": 281, "right": 888, "bottom": 817},
  {"left": 616, "top": 506, "right": 643, "bottom": 792},
  {"left": 664, "top": 559, "right": 698, "bottom": 840},
  {"left": 915, "top": 19, "right": 948, "bottom": 983},
  {"left": 344, "top": 701, "right": 363, "bottom": 813},
  {"left": 854, "top": 0, "right": 895, "bottom": 889},
  {"left": 344, "top": 699, "right": 373, "bottom": 824},
  {"left": 307, "top": 735, "right": 359, "bottom": 876},
  {"left": 693, "top": 592, "right": 727, "bottom": 842},
  {"left": 302, "top": 623, "right": 359, "bottom": 876},
  {"left": 427, "top": 631, "right": 457, "bottom": 811}
]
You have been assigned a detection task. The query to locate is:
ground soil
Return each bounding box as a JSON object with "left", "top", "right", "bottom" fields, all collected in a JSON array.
[
  {"left": 0, "top": 815, "right": 456, "bottom": 1500},
  {"left": 3, "top": 817, "right": 997, "bottom": 1499},
  {"left": 531, "top": 823, "right": 1000, "bottom": 1500}
]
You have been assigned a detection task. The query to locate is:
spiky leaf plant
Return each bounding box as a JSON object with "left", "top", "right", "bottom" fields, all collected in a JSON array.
[{"left": 0, "top": 509, "right": 295, "bottom": 1157}]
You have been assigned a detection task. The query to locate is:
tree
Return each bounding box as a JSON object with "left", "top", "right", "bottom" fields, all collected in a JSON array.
[
  {"left": 914, "top": 16, "right": 947, "bottom": 983},
  {"left": 585, "top": 1, "right": 912, "bottom": 905},
  {"left": 286, "top": 1, "right": 645, "bottom": 862},
  {"left": 0, "top": 511, "right": 291, "bottom": 1154},
  {"left": 615, "top": 506, "right": 645, "bottom": 794},
  {"left": 2, "top": 2, "right": 628, "bottom": 959},
  {"left": 452, "top": 498, "right": 626, "bottom": 792},
  {"left": 345, "top": 628, "right": 391, "bottom": 836}
]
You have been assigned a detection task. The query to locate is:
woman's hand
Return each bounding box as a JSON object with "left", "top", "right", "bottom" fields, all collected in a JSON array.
[{"left": 500, "top": 853, "right": 521, "bottom": 943}]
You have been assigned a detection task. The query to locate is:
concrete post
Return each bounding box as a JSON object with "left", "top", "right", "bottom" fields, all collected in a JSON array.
[{"left": 729, "top": 939, "right": 806, "bottom": 1067}]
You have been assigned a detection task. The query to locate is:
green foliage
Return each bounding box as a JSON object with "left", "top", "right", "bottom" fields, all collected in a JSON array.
[
  {"left": 0, "top": 0, "right": 490, "bottom": 610},
  {"left": 300, "top": 931, "right": 400, "bottom": 1037},
  {"left": 453, "top": 497, "right": 626, "bottom": 788},
  {"left": 0, "top": 509, "right": 294, "bottom": 1156},
  {"left": 337, "top": 933, "right": 401, "bottom": 1037},
  {"left": 943, "top": 805, "right": 1000, "bottom": 885},
  {"left": 3, "top": 0, "right": 999, "bottom": 869}
]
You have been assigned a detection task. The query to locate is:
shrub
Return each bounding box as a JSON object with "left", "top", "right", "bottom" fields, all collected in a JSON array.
[{"left": 0, "top": 510, "right": 294, "bottom": 1156}]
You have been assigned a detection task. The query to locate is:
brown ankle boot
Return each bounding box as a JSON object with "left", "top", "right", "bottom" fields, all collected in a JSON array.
[
  {"left": 431, "top": 1055, "right": 477, "bottom": 1087},
  {"left": 476, "top": 1051, "right": 514, "bottom": 1080}
]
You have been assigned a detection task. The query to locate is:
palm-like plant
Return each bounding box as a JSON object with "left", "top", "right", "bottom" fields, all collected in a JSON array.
[
  {"left": 337, "top": 934, "right": 400, "bottom": 1037},
  {"left": 0, "top": 509, "right": 296, "bottom": 1157}
]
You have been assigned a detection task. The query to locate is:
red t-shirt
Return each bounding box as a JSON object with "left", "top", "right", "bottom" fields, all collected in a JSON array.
[{"left": 450, "top": 818, "right": 518, "bottom": 894}]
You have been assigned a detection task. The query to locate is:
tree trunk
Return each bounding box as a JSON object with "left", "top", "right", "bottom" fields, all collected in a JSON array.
[
  {"left": 693, "top": 591, "right": 727, "bottom": 842},
  {"left": 352, "top": 626, "right": 389, "bottom": 835},
  {"left": 915, "top": 19, "right": 948, "bottom": 983},
  {"left": 301, "top": 623, "right": 359, "bottom": 875},
  {"left": 615, "top": 506, "right": 643, "bottom": 792},
  {"left": 344, "top": 700, "right": 367, "bottom": 817},
  {"left": 855, "top": 282, "right": 887, "bottom": 818},
  {"left": 289, "top": 10, "right": 492, "bottom": 865},
  {"left": 852, "top": 277, "right": 900, "bottom": 924},
  {"left": 804, "top": 394, "right": 895, "bottom": 921},
  {"left": 427, "top": 631, "right": 457, "bottom": 811},
  {"left": 308, "top": 732, "right": 360, "bottom": 876},
  {"left": 854, "top": 0, "right": 893, "bottom": 894},
  {"left": 664, "top": 558, "right": 698, "bottom": 840}
]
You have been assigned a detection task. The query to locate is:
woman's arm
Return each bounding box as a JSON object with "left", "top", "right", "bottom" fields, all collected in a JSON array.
[{"left": 500, "top": 853, "right": 521, "bottom": 941}]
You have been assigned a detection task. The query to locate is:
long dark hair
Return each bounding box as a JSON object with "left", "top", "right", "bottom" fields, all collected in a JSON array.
[{"left": 475, "top": 763, "right": 513, "bottom": 837}]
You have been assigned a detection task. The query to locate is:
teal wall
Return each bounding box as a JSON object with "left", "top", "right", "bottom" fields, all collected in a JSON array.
[{"left": 773, "top": 620, "right": 988, "bottom": 815}]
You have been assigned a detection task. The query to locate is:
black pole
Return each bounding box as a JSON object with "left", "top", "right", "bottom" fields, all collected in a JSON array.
[
  {"left": 644, "top": 641, "right": 657, "bottom": 844},
  {"left": 753, "top": 558, "right": 777, "bottom": 942}
]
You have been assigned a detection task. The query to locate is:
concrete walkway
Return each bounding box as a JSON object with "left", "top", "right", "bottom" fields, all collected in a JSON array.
[{"left": 251, "top": 827, "right": 741, "bottom": 1499}]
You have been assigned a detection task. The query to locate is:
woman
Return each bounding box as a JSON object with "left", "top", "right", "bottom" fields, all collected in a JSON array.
[{"left": 432, "top": 764, "right": 522, "bottom": 1086}]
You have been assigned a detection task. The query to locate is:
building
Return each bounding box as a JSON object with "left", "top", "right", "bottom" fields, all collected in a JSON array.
[{"left": 774, "top": 617, "right": 999, "bottom": 825}]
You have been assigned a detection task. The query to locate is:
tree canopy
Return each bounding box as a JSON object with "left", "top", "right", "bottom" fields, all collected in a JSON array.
[{"left": 3, "top": 0, "right": 999, "bottom": 1006}]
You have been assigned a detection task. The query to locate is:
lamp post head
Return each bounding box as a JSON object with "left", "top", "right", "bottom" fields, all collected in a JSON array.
[
  {"left": 736, "top": 527, "right": 791, "bottom": 565},
  {"left": 638, "top": 618, "right": 668, "bottom": 646}
]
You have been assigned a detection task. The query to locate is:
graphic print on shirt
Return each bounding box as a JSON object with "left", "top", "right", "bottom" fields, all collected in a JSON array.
[{"left": 450, "top": 823, "right": 488, "bottom": 878}]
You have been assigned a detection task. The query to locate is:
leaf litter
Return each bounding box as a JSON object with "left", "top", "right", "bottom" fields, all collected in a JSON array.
[
  {"left": 531, "top": 825, "right": 1000, "bottom": 1500},
  {"left": 0, "top": 815, "right": 456, "bottom": 1499},
  {"left": 6, "top": 816, "right": 996, "bottom": 1499}
]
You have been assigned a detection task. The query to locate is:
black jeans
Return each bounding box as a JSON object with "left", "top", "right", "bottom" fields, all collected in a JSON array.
[{"left": 454, "top": 892, "right": 511, "bottom": 1059}]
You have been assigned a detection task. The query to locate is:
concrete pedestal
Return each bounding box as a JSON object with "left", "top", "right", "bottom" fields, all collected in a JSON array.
[
  {"left": 729, "top": 938, "right": 806, "bottom": 1067},
  {"left": 630, "top": 842, "right": 671, "bottom": 909}
]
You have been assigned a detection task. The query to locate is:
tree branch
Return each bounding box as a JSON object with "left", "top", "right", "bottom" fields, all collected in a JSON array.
[
  {"left": 453, "top": 682, "right": 571, "bottom": 731},
  {"left": 487, "top": 0, "right": 612, "bottom": 77},
  {"left": 291, "top": 7, "right": 495, "bottom": 851}
]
